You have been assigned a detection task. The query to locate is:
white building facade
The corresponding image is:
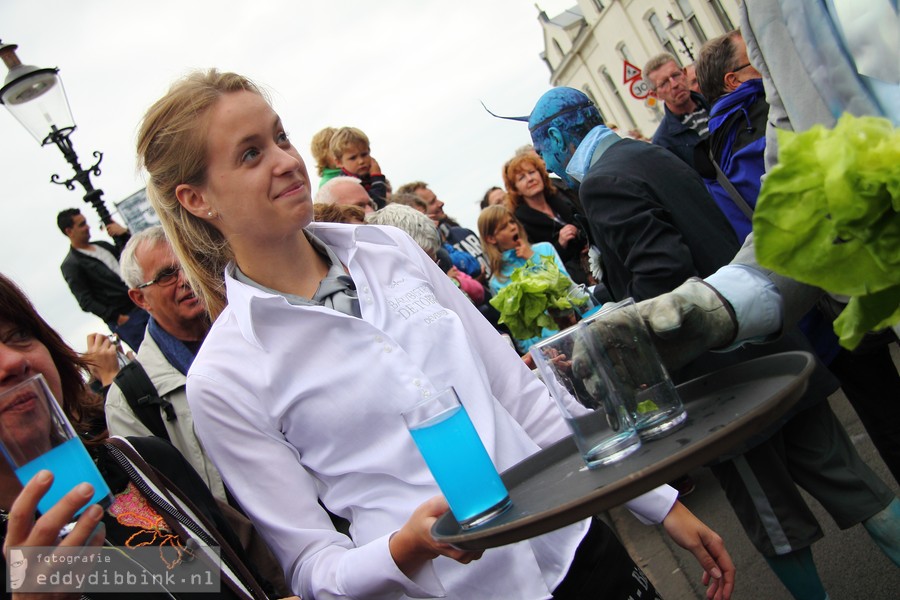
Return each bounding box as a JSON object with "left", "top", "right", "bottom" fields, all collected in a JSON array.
[{"left": 537, "top": 0, "right": 741, "bottom": 137}]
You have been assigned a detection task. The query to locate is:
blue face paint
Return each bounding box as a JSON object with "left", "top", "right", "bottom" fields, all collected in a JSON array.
[{"left": 528, "top": 88, "right": 599, "bottom": 183}]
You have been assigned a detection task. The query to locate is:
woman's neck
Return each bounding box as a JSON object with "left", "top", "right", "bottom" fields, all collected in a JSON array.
[
  {"left": 231, "top": 231, "right": 329, "bottom": 298},
  {"left": 524, "top": 193, "right": 552, "bottom": 216}
]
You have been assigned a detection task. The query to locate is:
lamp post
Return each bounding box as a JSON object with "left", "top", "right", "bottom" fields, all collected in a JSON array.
[
  {"left": 665, "top": 12, "right": 695, "bottom": 63},
  {"left": 0, "top": 40, "right": 112, "bottom": 224}
]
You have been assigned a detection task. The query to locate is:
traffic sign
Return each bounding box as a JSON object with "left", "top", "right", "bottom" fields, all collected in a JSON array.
[
  {"left": 623, "top": 60, "right": 642, "bottom": 83},
  {"left": 630, "top": 78, "right": 650, "bottom": 99}
]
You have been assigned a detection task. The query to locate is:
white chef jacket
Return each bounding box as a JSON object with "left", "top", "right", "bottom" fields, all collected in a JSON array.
[{"left": 186, "top": 222, "right": 677, "bottom": 600}]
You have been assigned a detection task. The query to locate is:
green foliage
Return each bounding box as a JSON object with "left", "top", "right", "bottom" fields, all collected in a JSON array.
[
  {"left": 489, "top": 256, "right": 587, "bottom": 340},
  {"left": 754, "top": 114, "right": 900, "bottom": 348}
]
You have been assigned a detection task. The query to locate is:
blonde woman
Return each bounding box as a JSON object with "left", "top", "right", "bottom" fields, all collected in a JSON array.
[{"left": 136, "top": 69, "right": 734, "bottom": 600}]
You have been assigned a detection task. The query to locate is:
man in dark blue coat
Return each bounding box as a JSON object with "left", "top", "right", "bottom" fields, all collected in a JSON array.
[{"left": 644, "top": 53, "right": 711, "bottom": 169}]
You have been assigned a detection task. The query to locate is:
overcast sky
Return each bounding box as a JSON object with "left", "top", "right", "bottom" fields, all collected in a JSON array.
[{"left": 0, "top": 0, "right": 577, "bottom": 351}]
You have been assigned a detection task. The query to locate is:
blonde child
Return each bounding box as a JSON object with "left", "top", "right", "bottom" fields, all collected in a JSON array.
[
  {"left": 310, "top": 126, "right": 343, "bottom": 188},
  {"left": 329, "top": 126, "right": 388, "bottom": 208},
  {"left": 478, "top": 204, "right": 574, "bottom": 352}
]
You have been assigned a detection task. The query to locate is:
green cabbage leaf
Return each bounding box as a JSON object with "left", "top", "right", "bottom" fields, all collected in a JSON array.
[
  {"left": 489, "top": 256, "right": 587, "bottom": 340},
  {"left": 754, "top": 114, "right": 900, "bottom": 348}
]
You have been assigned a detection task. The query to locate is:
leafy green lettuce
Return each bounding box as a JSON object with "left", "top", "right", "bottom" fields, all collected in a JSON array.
[
  {"left": 754, "top": 114, "right": 900, "bottom": 348},
  {"left": 489, "top": 256, "right": 587, "bottom": 340}
]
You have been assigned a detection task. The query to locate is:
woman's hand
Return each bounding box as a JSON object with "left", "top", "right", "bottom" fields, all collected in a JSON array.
[
  {"left": 389, "top": 496, "right": 483, "bottom": 578},
  {"left": 662, "top": 501, "right": 734, "bottom": 600},
  {"left": 84, "top": 333, "right": 121, "bottom": 387},
  {"left": 558, "top": 224, "right": 579, "bottom": 248},
  {"left": 4, "top": 470, "right": 106, "bottom": 600}
]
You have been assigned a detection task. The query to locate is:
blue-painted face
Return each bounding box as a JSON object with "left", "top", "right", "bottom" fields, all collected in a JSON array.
[
  {"left": 528, "top": 88, "right": 594, "bottom": 184},
  {"left": 531, "top": 130, "right": 569, "bottom": 183}
]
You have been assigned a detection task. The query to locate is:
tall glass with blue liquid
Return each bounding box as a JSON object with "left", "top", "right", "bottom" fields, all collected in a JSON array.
[
  {"left": 0, "top": 374, "right": 112, "bottom": 516},
  {"left": 403, "top": 388, "right": 512, "bottom": 529}
]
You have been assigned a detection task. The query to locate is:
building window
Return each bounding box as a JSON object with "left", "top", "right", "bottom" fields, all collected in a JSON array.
[
  {"left": 617, "top": 42, "right": 634, "bottom": 63},
  {"left": 709, "top": 0, "right": 734, "bottom": 30},
  {"left": 648, "top": 12, "right": 679, "bottom": 59},
  {"left": 676, "top": 0, "right": 707, "bottom": 43},
  {"left": 600, "top": 67, "right": 636, "bottom": 129}
]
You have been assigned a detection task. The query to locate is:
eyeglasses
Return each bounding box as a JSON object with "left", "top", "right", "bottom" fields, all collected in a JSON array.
[
  {"left": 137, "top": 266, "right": 182, "bottom": 289},
  {"left": 730, "top": 63, "right": 752, "bottom": 74},
  {"left": 655, "top": 70, "right": 686, "bottom": 91}
]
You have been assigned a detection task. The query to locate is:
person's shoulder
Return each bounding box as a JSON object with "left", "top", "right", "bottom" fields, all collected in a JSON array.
[
  {"left": 690, "top": 91, "right": 710, "bottom": 111},
  {"left": 533, "top": 241, "right": 557, "bottom": 256},
  {"left": 124, "top": 435, "right": 181, "bottom": 461},
  {"left": 93, "top": 240, "right": 117, "bottom": 253},
  {"left": 60, "top": 247, "right": 78, "bottom": 267}
]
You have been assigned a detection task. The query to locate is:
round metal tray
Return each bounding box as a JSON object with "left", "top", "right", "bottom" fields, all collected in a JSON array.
[{"left": 432, "top": 351, "right": 816, "bottom": 549}]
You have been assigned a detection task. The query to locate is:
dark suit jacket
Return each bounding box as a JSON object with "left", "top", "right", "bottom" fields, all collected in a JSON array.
[
  {"left": 580, "top": 138, "right": 739, "bottom": 302},
  {"left": 579, "top": 137, "right": 838, "bottom": 437},
  {"left": 60, "top": 240, "right": 134, "bottom": 324}
]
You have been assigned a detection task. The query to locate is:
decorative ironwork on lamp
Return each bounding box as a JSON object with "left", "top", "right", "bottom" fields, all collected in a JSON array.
[
  {"left": 0, "top": 40, "right": 112, "bottom": 223},
  {"left": 665, "top": 12, "right": 696, "bottom": 63}
]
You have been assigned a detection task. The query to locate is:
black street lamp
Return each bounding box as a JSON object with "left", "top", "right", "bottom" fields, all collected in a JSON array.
[
  {"left": 0, "top": 40, "right": 112, "bottom": 224},
  {"left": 665, "top": 12, "right": 695, "bottom": 63}
]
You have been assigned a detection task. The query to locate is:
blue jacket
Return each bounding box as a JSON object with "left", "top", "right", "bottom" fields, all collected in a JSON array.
[
  {"left": 703, "top": 78, "right": 840, "bottom": 364},
  {"left": 650, "top": 91, "right": 709, "bottom": 168},
  {"left": 703, "top": 78, "right": 768, "bottom": 242}
]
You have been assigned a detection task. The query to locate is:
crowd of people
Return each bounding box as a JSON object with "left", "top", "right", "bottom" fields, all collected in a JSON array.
[{"left": 3, "top": 2, "right": 898, "bottom": 599}]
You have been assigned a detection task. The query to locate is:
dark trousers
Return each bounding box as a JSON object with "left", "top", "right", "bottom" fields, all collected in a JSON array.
[
  {"left": 829, "top": 344, "right": 900, "bottom": 485},
  {"left": 710, "top": 401, "right": 893, "bottom": 556},
  {"left": 553, "top": 518, "right": 662, "bottom": 600}
]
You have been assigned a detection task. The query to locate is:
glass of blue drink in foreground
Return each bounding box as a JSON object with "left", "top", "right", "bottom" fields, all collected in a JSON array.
[
  {"left": 403, "top": 388, "right": 512, "bottom": 529},
  {"left": 0, "top": 374, "right": 112, "bottom": 516}
]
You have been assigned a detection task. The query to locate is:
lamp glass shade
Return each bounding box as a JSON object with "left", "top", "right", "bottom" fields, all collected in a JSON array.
[
  {"left": 665, "top": 13, "right": 687, "bottom": 41},
  {"left": 0, "top": 65, "right": 74, "bottom": 145}
]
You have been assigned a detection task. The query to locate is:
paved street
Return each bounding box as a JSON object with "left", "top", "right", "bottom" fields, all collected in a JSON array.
[{"left": 609, "top": 347, "right": 900, "bottom": 600}]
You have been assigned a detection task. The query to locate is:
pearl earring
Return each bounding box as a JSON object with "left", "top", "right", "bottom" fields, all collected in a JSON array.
[{"left": 207, "top": 211, "right": 214, "bottom": 217}]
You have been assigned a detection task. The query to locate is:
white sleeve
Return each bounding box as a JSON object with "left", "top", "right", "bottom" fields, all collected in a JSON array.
[
  {"left": 706, "top": 263, "right": 783, "bottom": 343},
  {"left": 186, "top": 372, "right": 445, "bottom": 600},
  {"left": 624, "top": 485, "right": 679, "bottom": 525}
]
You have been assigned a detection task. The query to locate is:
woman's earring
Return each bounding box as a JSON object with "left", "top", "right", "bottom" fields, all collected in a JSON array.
[{"left": 207, "top": 210, "right": 215, "bottom": 218}]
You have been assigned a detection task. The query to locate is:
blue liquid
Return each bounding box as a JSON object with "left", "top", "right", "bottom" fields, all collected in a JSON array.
[
  {"left": 409, "top": 405, "right": 510, "bottom": 525},
  {"left": 15, "top": 437, "right": 111, "bottom": 516}
]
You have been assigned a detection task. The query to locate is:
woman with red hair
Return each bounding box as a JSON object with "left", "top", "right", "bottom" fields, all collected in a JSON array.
[{"left": 502, "top": 152, "right": 591, "bottom": 285}]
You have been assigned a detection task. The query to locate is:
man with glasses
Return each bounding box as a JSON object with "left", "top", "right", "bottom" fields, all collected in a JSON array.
[
  {"left": 57, "top": 208, "right": 149, "bottom": 350},
  {"left": 644, "top": 53, "right": 711, "bottom": 169},
  {"left": 105, "top": 225, "right": 293, "bottom": 596},
  {"left": 105, "top": 225, "right": 225, "bottom": 501},
  {"left": 693, "top": 30, "right": 765, "bottom": 242}
]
